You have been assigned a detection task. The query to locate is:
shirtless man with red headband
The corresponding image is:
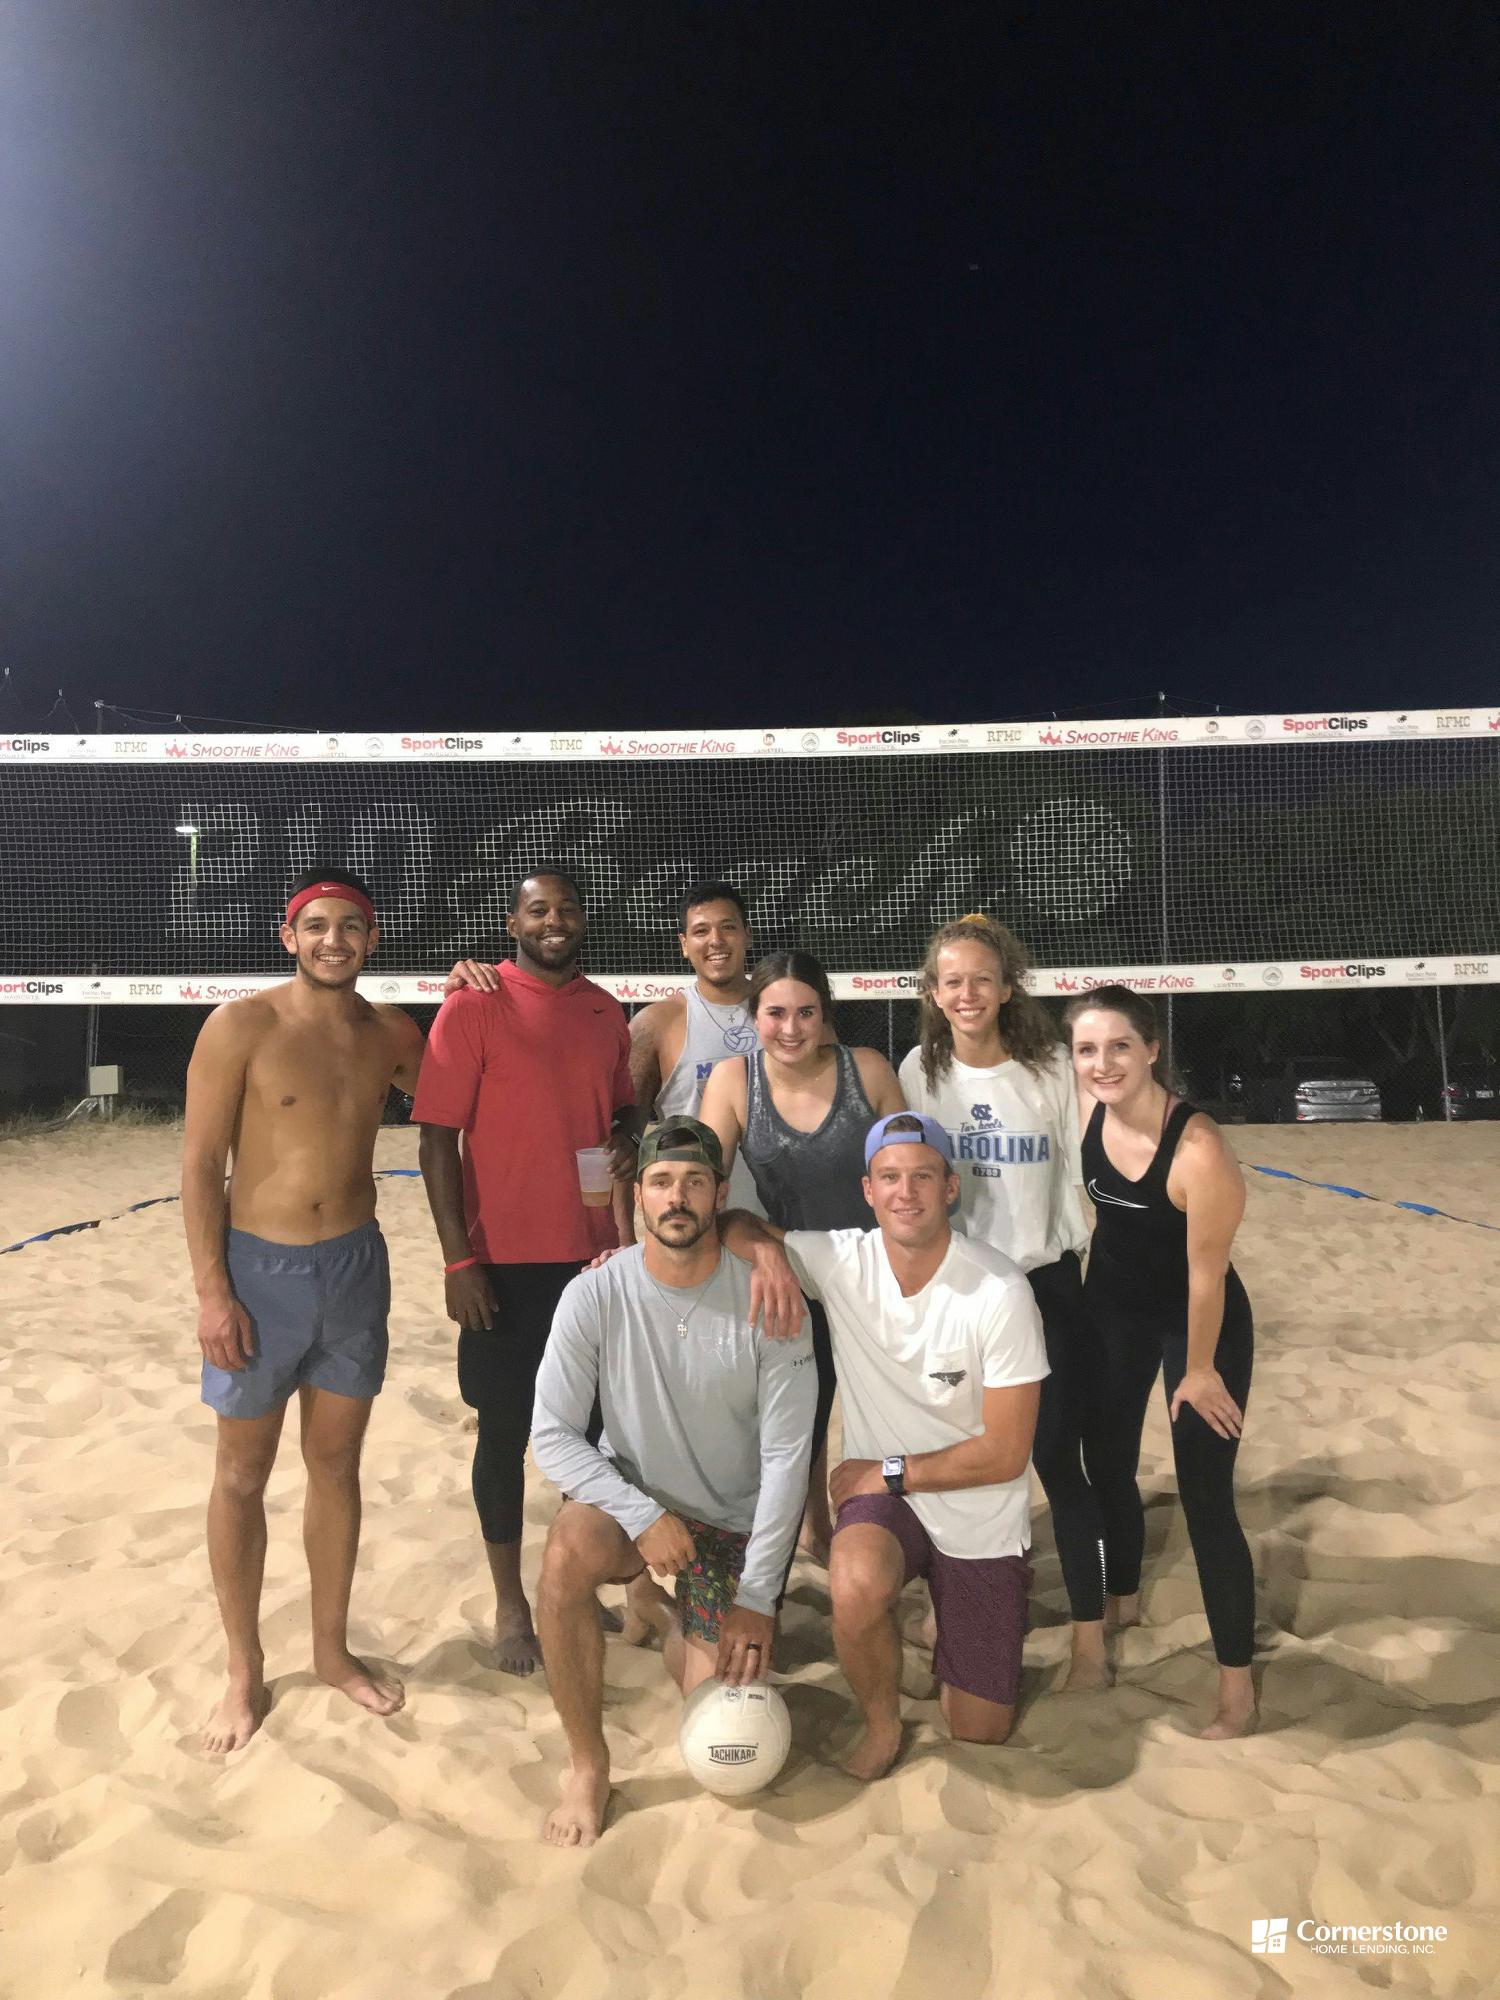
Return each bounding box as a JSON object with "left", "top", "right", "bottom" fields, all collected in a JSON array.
[{"left": 182, "top": 868, "right": 425, "bottom": 1753}]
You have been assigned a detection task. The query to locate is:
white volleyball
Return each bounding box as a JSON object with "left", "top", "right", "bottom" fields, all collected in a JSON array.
[{"left": 678, "top": 1679, "right": 792, "bottom": 1798}]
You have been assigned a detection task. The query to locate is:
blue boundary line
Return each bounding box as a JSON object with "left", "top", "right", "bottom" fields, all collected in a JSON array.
[
  {"left": 1248, "top": 1164, "right": 1500, "bottom": 1234},
  {"left": 0, "top": 1166, "right": 426, "bottom": 1257},
  {"left": 4, "top": 1162, "right": 1494, "bottom": 1256}
]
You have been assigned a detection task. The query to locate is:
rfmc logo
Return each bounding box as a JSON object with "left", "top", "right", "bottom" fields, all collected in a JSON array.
[
  {"left": 1282, "top": 715, "right": 1369, "bottom": 734},
  {"left": 1301, "top": 963, "right": 1386, "bottom": 982},
  {"left": 1250, "top": 1919, "right": 1288, "bottom": 1956}
]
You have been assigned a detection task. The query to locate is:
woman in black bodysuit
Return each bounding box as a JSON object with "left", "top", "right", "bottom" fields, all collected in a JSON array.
[{"left": 1065, "top": 985, "right": 1257, "bottom": 1739}]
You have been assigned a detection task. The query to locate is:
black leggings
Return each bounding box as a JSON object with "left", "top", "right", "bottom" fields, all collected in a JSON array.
[
  {"left": 1083, "top": 1272, "right": 1256, "bottom": 1667},
  {"left": 1027, "top": 1252, "right": 1111, "bottom": 1624},
  {"left": 460, "top": 1262, "right": 584, "bottom": 1545}
]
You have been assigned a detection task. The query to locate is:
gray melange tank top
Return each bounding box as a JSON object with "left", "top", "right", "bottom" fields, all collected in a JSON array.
[
  {"left": 655, "top": 987, "right": 761, "bottom": 1118},
  {"left": 741, "top": 1043, "right": 878, "bottom": 1230},
  {"left": 655, "top": 986, "right": 765, "bottom": 1217}
]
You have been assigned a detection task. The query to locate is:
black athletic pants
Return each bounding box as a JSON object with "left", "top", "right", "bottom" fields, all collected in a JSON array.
[
  {"left": 459, "top": 1262, "right": 585, "bottom": 1545},
  {"left": 1082, "top": 1270, "right": 1256, "bottom": 1667},
  {"left": 1027, "top": 1252, "right": 1111, "bottom": 1624},
  {"left": 806, "top": 1295, "right": 837, "bottom": 1467}
]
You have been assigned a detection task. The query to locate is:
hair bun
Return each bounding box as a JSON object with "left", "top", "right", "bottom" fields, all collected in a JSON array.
[{"left": 959, "top": 912, "right": 991, "bottom": 924}]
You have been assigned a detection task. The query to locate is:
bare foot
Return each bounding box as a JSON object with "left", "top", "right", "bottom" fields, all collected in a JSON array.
[
  {"left": 201, "top": 1675, "right": 268, "bottom": 1754},
  {"left": 494, "top": 1610, "right": 542, "bottom": 1677},
  {"left": 315, "top": 1649, "right": 405, "bottom": 1716},
  {"left": 797, "top": 1521, "right": 832, "bottom": 1569},
  {"left": 1197, "top": 1686, "right": 1259, "bottom": 1739},
  {"left": 542, "top": 1761, "right": 611, "bottom": 1847},
  {"left": 1057, "top": 1655, "right": 1115, "bottom": 1693},
  {"left": 842, "top": 1718, "right": 904, "bottom": 1782},
  {"left": 620, "top": 1573, "right": 674, "bottom": 1648}
]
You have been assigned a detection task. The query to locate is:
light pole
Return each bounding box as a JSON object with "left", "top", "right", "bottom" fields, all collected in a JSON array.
[{"left": 176, "top": 823, "right": 200, "bottom": 896}]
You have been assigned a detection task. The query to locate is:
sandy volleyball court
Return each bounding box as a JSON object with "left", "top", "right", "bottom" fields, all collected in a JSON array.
[{"left": 1, "top": 1120, "right": 1495, "bottom": 1998}]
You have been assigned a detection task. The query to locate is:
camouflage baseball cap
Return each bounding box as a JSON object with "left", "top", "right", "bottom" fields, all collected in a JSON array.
[{"left": 636, "top": 1116, "right": 726, "bottom": 1180}]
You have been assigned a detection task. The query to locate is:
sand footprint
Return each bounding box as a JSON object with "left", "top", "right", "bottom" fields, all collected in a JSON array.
[
  {"left": 104, "top": 1888, "right": 208, "bottom": 1989},
  {"left": 406, "top": 1386, "right": 461, "bottom": 1426}
]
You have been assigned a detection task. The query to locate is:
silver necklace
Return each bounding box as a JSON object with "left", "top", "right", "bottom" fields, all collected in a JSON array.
[{"left": 645, "top": 1267, "right": 716, "bottom": 1338}]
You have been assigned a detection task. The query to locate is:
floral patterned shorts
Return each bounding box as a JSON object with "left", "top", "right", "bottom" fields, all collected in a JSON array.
[{"left": 674, "top": 1516, "right": 750, "bottom": 1642}]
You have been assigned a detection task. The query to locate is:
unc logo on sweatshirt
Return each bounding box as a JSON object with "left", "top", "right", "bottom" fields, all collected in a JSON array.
[{"left": 951, "top": 1105, "right": 1051, "bottom": 1180}]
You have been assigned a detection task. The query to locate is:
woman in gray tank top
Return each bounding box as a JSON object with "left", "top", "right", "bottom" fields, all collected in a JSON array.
[{"left": 699, "top": 951, "right": 905, "bottom": 1560}]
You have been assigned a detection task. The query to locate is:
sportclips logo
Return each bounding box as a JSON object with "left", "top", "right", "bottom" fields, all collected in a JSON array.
[
  {"left": 1301, "top": 962, "right": 1387, "bottom": 982},
  {"left": 1282, "top": 715, "right": 1369, "bottom": 734},
  {"left": 1039, "top": 726, "right": 1180, "bottom": 747},
  {"left": 0, "top": 979, "right": 63, "bottom": 995},
  {"left": 1, "top": 738, "right": 47, "bottom": 754},
  {"left": 835, "top": 729, "right": 921, "bottom": 748},
  {"left": 850, "top": 974, "right": 922, "bottom": 993},
  {"left": 399, "top": 736, "right": 484, "bottom": 753}
]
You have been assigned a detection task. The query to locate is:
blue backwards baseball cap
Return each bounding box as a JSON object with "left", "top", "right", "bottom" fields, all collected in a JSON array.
[{"left": 863, "top": 1112, "right": 955, "bottom": 1169}]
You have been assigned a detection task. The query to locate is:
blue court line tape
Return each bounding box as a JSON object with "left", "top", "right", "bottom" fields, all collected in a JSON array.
[
  {"left": 1250, "top": 1164, "right": 1500, "bottom": 1234},
  {"left": 8, "top": 1161, "right": 1494, "bottom": 1257},
  {"left": 0, "top": 1166, "right": 425, "bottom": 1257}
]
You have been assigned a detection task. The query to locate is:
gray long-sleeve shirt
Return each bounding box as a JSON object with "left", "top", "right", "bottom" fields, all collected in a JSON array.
[{"left": 531, "top": 1246, "right": 816, "bottom": 1614}]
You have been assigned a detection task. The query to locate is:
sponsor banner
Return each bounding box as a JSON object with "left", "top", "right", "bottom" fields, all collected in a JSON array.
[
  {"left": 8, "top": 710, "right": 1500, "bottom": 761},
  {"left": 3, "top": 959, "right": 1496, "bottom": 1002}
]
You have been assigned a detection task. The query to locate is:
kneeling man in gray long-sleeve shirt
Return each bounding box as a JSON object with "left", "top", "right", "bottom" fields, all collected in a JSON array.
[{"left": 531, "top": 1115, "right": 815, "bottom": 1849}]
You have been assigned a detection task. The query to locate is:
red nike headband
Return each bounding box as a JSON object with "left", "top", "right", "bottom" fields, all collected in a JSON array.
[{"left": 285, "top": 881, "right": 377, "bottom": 928}]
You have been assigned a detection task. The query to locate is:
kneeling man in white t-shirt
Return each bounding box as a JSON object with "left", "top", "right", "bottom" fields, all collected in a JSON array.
[{"left": 721, "top": 1111, "right": 1048, "bottom": 1780}]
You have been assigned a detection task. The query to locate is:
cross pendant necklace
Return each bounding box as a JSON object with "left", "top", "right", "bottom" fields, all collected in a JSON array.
[{"left": 647, "top": 1270, "right": 713, "bottom": 1338}]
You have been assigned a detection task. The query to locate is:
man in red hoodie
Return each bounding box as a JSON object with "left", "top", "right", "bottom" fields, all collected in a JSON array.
[{"left": 416, "top": 868, "right": 634, "bottom": 1674}]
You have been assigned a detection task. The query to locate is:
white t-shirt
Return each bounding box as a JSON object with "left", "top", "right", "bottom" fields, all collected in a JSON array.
[
  {"left": 898, "top": 1043, "right": 1088, "bottom": 1273},
  {"left": 783, "top": 1227, "right": 1049, "bottom": 1560}
]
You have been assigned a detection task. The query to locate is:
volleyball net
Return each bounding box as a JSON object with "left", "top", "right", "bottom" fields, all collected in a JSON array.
[{"left": 2, "top": 707, "right": 1498, "bottom": 1007}]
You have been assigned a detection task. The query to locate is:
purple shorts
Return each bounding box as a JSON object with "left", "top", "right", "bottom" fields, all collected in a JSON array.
[{"left": 835, "top": 1493, "right": 1031, "bottom": 1708}]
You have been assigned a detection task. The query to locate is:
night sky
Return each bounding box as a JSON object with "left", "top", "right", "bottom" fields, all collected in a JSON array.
[{"left": 4, "top": 2, "right": 1498, "bottom": 734}]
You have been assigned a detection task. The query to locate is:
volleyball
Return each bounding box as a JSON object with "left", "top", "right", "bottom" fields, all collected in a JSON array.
[{"left": 678, "top": 1679, "right": 792, "bottom": 1798}]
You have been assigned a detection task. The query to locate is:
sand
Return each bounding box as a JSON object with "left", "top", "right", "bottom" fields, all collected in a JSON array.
[{"left": 1, "top": 1119, "right": 1496, "bottom": 1999}]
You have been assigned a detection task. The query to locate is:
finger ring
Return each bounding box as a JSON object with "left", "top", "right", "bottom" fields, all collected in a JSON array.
[{"left": 744, "top": 1642, "right": 761, "bottom": 1650}]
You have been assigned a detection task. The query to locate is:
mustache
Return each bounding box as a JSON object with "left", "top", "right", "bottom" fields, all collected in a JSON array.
[{"left": 659, "top": 1208, "right": 696, "bottom": 1224}]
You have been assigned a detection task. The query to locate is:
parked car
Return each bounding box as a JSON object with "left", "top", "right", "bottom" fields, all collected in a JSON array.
[
  {"left": 1246, "top": 1058, "right": 1383, "bottom": 1123},
  {"left": 1440, "top": 1060, "right": 1500, "bottom": 1121}
]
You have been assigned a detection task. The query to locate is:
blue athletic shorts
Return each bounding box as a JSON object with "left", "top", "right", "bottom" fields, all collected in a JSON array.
[{"left": 201, "top": 1221, "right": 390, "bottom": 1420}]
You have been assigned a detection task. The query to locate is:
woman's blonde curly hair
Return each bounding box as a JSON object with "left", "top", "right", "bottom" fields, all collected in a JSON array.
[{"left": 916, "top": 914, "right": 1062, "bottom": 1089}]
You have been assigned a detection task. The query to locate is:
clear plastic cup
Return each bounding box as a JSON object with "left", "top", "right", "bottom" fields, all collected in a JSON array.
[{"left": 575, "top": 1146, "right": 613, "bottom": 1207}]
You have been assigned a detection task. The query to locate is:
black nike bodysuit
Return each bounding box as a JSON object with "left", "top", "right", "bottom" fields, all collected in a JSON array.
[{"left": 1081, "top": 1099, "right": 1255, "bottom": 1667}]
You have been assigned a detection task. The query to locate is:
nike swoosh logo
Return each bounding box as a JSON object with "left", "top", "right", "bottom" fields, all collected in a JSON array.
[{"left": 1087, "top": 1177, "right": 1149, "bottom": 1210}]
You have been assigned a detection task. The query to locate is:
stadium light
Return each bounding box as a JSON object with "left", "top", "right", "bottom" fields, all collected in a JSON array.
[{"left": 175, "top": 822, "right": 200, "bottom": 894}]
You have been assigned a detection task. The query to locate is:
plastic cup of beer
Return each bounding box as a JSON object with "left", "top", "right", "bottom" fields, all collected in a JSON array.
[{"left": 576, "top": 1146, "right": 613, "bottom": 1207}]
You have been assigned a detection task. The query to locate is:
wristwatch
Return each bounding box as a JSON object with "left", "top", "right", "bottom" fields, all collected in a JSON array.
[{"left": 881, "top": 1455, "right": 906, "bottom": 1498}]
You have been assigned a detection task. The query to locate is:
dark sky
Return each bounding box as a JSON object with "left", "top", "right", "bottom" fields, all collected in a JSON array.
[{"left": 4, "top": 2, "right": 1498, "bottom": 732}]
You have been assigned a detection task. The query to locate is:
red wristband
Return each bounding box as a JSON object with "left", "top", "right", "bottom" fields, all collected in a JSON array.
[{"left": 445, "top": 1256, "right": 481, "bottom": 1274}]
